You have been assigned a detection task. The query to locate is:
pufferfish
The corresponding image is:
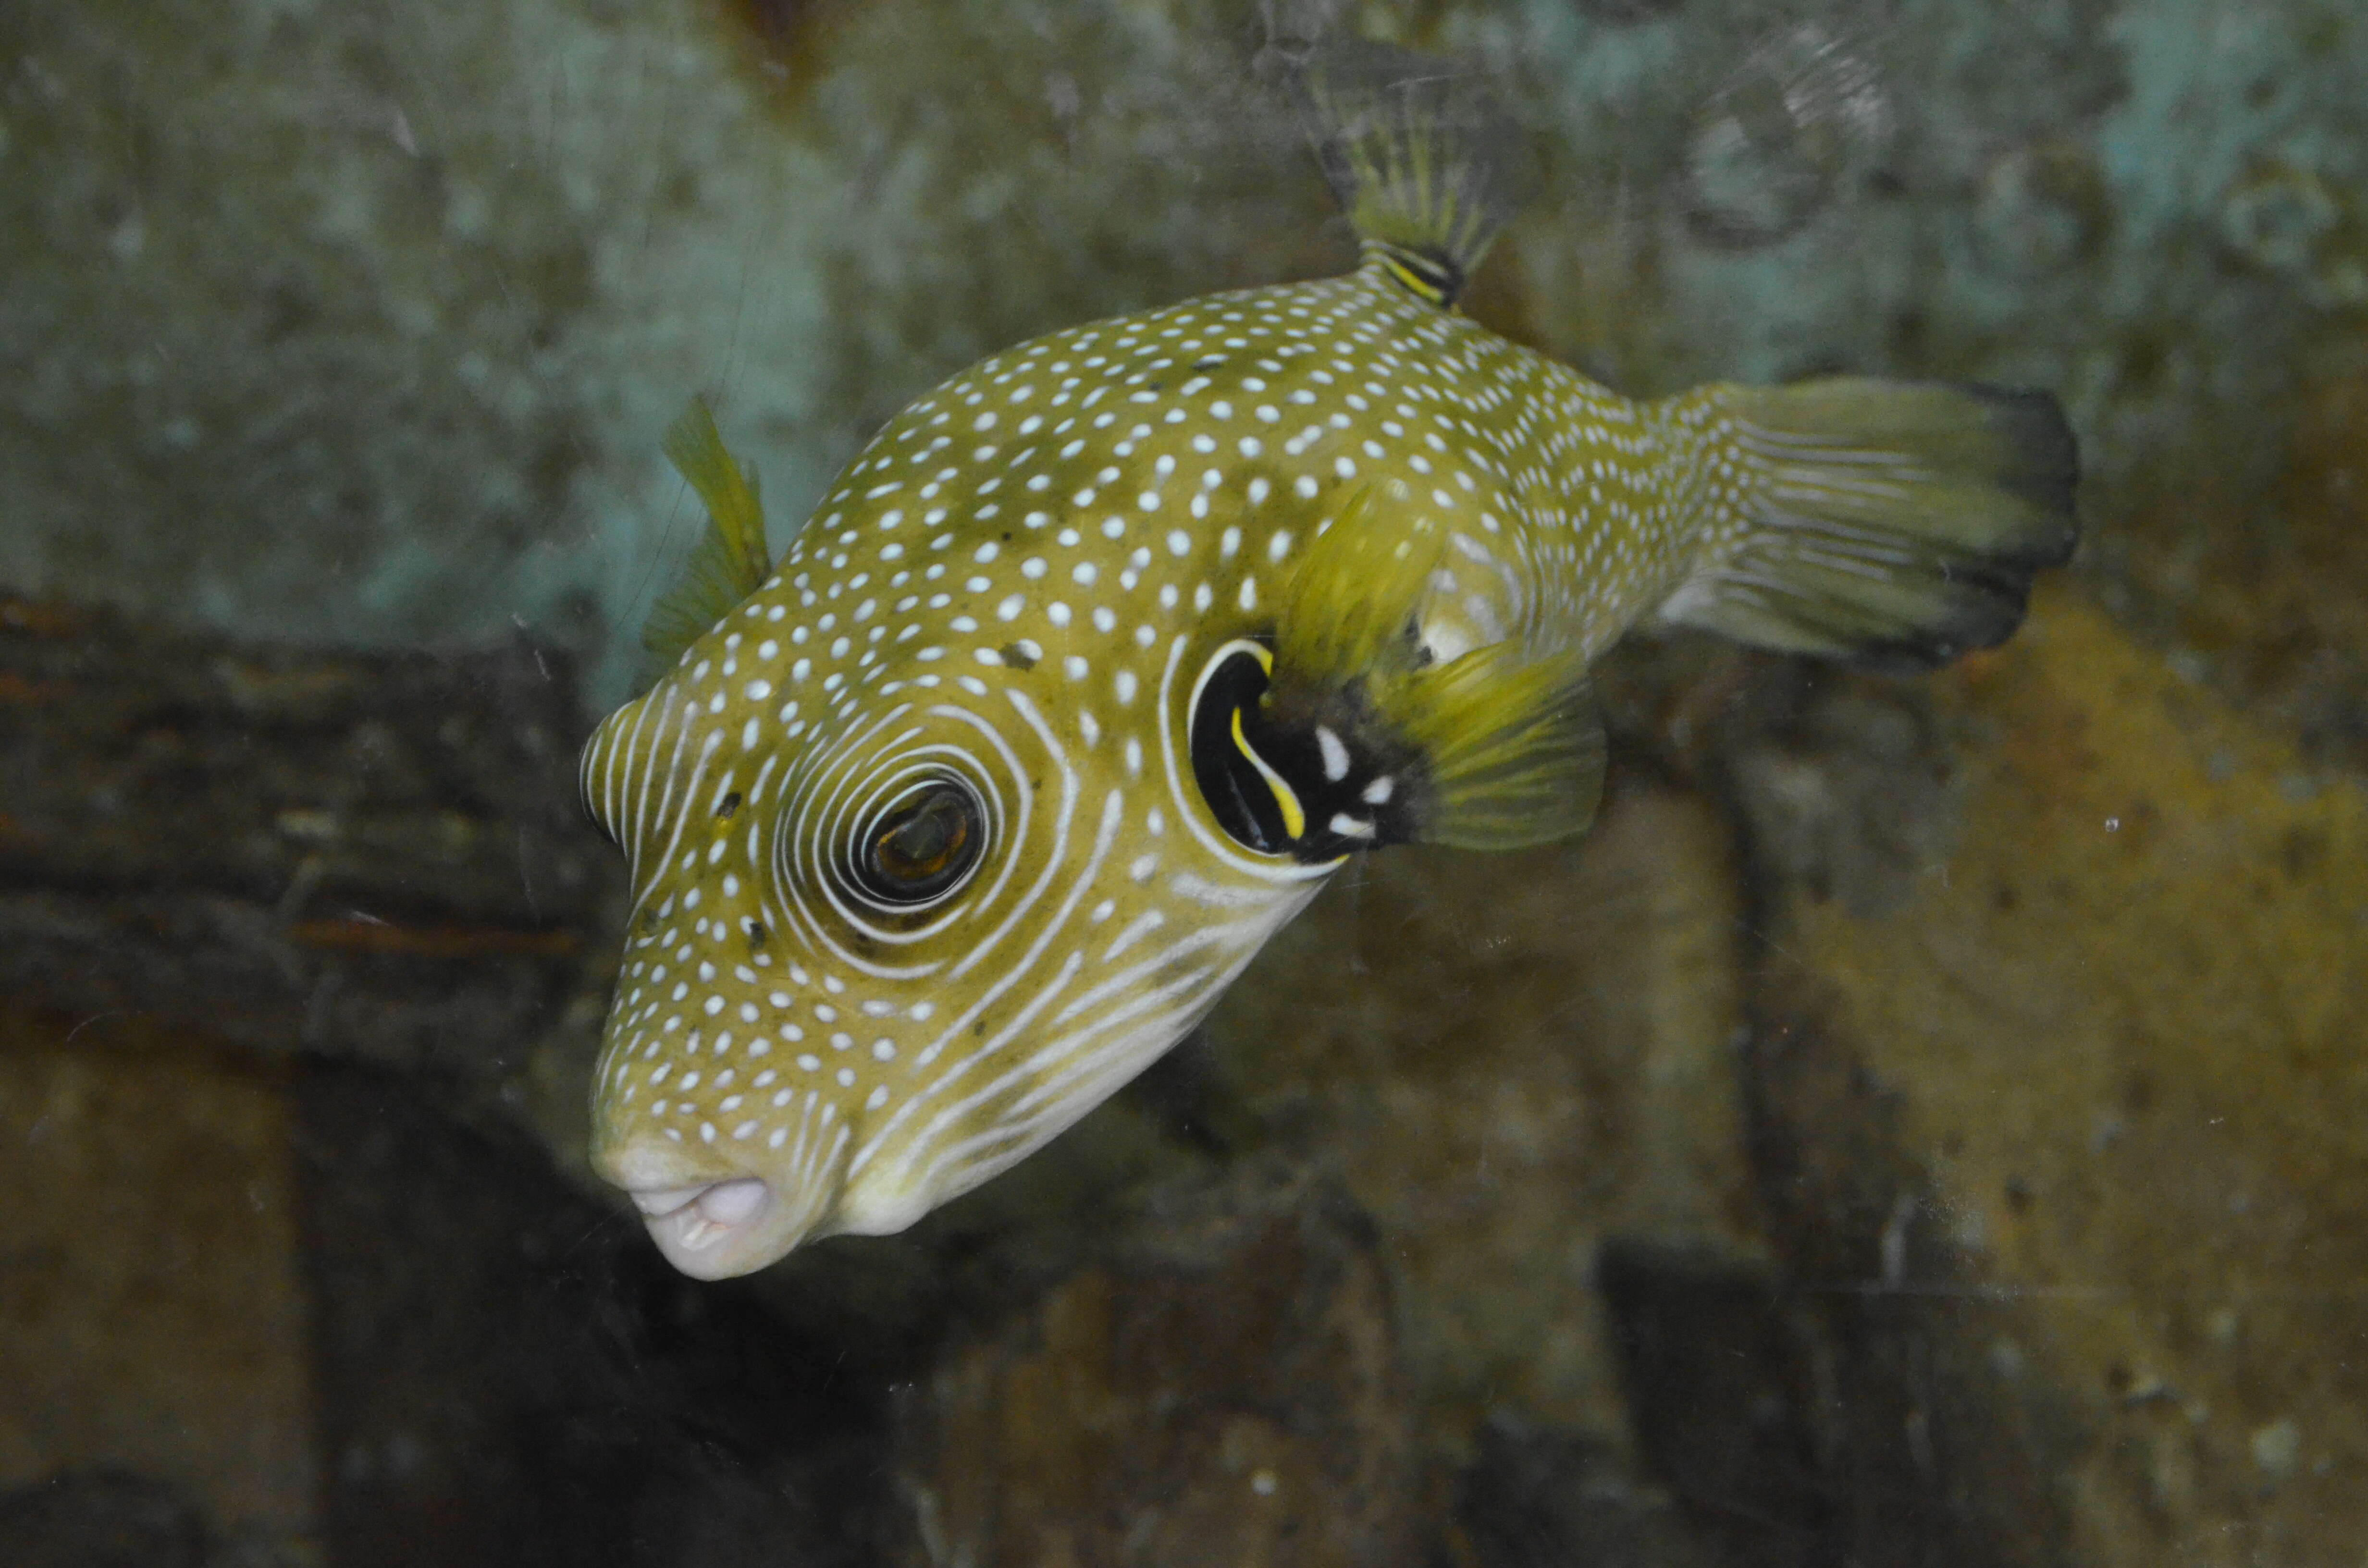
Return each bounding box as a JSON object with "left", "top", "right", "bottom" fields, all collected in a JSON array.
[{"left": 578, "top": 40, "right": 2078, "bottom": 1278}]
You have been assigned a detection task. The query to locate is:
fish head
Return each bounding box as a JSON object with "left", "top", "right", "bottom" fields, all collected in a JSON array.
[{"left": 578, "top": 607, "right": 1337, "bottom": 1278}]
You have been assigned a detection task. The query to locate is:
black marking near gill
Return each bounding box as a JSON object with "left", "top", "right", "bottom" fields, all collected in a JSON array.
[
  {"left": 1371, "top": 242, "right": 1466, "bottom": 307},
  {"left": 1188, "top": 641, "right": 1426, "bottom": 863},
  {"left": 1190, "top": 644, "right": 1285, "bottom": 853}
]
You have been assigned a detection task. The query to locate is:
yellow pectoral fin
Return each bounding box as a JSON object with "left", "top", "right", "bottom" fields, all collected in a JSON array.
[
  {"left": 663, "top": 396, "right": 771, "bottom": 594},
  {"left": 1232, "top": 706, "right": 1306, "bottom": 842},
  {"left": 641, "top": 397, "right": 776, "bottom": 674}
]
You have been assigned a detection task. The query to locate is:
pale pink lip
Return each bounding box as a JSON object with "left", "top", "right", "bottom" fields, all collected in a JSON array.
[
  {"left": 596, "top": 1136, "right": 840, "bottom": 1278},
  {"left": 625, "top": 1178, "right": 775, "bottom": 1277}
]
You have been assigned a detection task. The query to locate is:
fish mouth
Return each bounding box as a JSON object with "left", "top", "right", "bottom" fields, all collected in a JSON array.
[
  {"left": 599, "top": 1143, "right": 832, "bottom": 1279},
  {"left": 626, "top": 1178, "right": 781, "bottom": 1278}
]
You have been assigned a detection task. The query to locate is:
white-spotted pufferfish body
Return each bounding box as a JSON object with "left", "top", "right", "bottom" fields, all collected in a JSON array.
[{"left": 581, "top": 43, "right": 2078, "bottom": 1277}]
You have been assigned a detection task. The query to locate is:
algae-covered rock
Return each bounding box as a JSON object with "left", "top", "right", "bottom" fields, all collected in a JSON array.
[
  {"left": 1195, "top": 782, "right": 1763, "bottom": 1464},
  {"left": 0, "top": 1019, "right": 317, "bottom": 1562},
  {"left": 0, "top": 0, "right": 1328, "bottom": 705},
  {"left": 1744, "top": 584, "right": 2368, "bottom": 1562},
  {"left": 890, "top": 1160, "right": 1420, "bottom": 1568},
  {"left": 12, "top": 0, "right": 2368, "bottom": 741}
]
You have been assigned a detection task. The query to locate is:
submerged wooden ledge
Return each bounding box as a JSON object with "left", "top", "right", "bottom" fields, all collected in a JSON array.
[{"left": 0, "top": 594, "right": 623, "bottom": 1077}]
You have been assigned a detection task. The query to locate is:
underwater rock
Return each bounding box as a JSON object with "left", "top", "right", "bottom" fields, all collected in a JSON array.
[
  {"left": 0, "top": 593, "right": 620, "bottom": 1084},
  {"left": 1456, "top": 1241, "right": 1837, "bottom": 1568},
  {"left": 0, "top": 1018, "right": 317, "bottom": 1561},
  {"left": 1593, "top": 1240, "right": 1826, "bottom": 1564},
  {"left": 290, "top": 1064, "right": 884, "bottom": 1568},
  {"left": 1740, "top": 584, "right": 2368, "bottom": 1562},
  {"left": 1193, "top": 780, "right": 1762, "bottom": 1463},
  {"left": 1679, "top": 23, "right": 1890, "bottom": 249},
  {"left": 889, "top": 1159, "right": 1420, "bottom": 1567},
  {"left": 0, "top": 1472, "right": 210, "bottom": 1568},
  {"left": 0, "top": 998, "right": 894, "bottom": 1568},
  {"left": 1456, "top": 1417, "right": 1726, "bottom": 1568},
  {"left": 1968, "top": 140, "right": 2110, "bottom": 283},
  {"left": 0, "top": 0, "right": 1328, "bottom": 706},
  {"left": 2218, "top": 159, "right": 2351, "bottom": 299}
]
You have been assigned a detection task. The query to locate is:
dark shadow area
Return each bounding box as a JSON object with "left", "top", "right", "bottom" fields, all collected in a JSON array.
[{"left": 294, "top": 1065, "right": 886, "bottom": 1568}]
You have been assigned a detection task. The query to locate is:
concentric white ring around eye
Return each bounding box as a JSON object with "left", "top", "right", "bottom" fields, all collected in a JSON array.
[
  {"left": 801, "top": 750, "right": 998, "bottom": 935},
  {"left": 764, "top": 697, "right": 1052, "bottom": 978},
  {"left": 828, "top": 763, "right": 993, "bottom": 917},
  {"left": 837, "top": 774, "right": 978, "bottom": 906}
]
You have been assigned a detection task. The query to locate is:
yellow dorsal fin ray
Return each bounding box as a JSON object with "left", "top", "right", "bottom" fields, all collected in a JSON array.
[
  {"left": 1292, "top": 37, "right": 1537, "bottom": 307},
  {"left": 641, "top": 397, "right": 774, "bottom": 673}
]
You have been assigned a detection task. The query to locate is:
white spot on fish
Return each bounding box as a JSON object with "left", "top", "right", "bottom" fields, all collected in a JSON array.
[{"left": 1315, "top": 726, "right": 1350, "bottom": 782}]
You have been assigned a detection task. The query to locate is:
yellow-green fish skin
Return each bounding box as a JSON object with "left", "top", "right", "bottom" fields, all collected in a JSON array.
[
  {"left": 583, "top": 256, "right": 1724, "bottom": 1274},
  {"left": 583, "top": 259, "right": 2073, "bottom": 1278}
]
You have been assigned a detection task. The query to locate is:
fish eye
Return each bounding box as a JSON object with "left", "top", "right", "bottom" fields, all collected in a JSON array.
[{"left": 853, "top": 783, "right": 983, "bottom": 905}]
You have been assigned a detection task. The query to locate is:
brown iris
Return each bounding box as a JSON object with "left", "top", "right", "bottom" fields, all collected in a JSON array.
[{"left": 855, "top": 784, "right": 981, "bottom": 905}]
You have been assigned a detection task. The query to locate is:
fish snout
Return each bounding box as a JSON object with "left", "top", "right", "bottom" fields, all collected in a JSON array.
[
  {"left": 625, "top": 1178, "right": 781, "bottom": 1278},
  {"left": 595, "top": 1139, "right": 838, "bottom": 1279}
]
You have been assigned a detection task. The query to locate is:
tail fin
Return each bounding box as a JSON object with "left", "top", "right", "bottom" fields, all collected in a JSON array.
[
  {"left": 1655, "top": 379, "right": 2080, "bottom": 671},
  {"left": 1291, "top": 39, "right": 1535, "bottom": 307},
  {"left": 641, "top": 397, "right": 775, "bottom": 672}
]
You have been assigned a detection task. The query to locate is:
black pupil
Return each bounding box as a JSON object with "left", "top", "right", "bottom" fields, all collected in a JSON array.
[{"left": 863, "top": 787, "right": 977, "bottom": 902}]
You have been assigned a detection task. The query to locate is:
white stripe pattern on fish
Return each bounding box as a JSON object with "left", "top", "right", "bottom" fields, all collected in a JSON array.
[{"left": 578, "top": 41, "right": 2077, "bottom": 1276}]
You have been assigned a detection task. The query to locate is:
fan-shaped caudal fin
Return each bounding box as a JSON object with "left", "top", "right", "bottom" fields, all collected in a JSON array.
[{"left": 1656, "top": 378, "right": 2080, "bottom": 672}]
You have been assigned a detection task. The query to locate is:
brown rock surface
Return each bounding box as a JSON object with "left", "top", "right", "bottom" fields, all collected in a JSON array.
[
  {"left": 0, "top": 593, "right": 618, "bottom": 1083},
  {"left": 1195, "top": 781, "right": 1763, "bottom": 1463},
  {"left": 891, "top": 1161, "right": 1418, "bottom": 1568},
  {"left": 0, "top": 984, "right": 889, "bottom": 1568},
  {"left": 1745, "top": 583, "right": 2368, "bottom": 1564},
  {"left": 0, "top": 1016, "right": 318, "bottom": 1561},
  {"left": 290, "top": 1066, "right": 885, "bottom": 1568}
]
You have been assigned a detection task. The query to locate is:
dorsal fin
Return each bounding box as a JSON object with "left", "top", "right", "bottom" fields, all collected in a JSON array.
[
  {"left": 641, "top": 397, "right": 774, "bottom": 673},
  {"left": 1291, "top": 38, "right": 1536, "bottom": 307}
]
